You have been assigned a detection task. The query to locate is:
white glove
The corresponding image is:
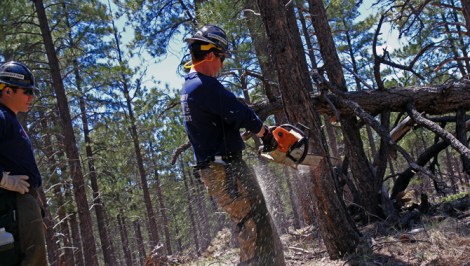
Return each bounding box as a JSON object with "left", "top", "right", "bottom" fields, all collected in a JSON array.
[{"left": 0, "top": 172, "right": 30, "bottom": 194}]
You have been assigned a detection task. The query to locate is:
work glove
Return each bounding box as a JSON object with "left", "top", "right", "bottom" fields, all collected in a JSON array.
[
  {"left": 260, "top": 125, "right": 278, "bottom": 153},
  {"left": 0, "top": 172, "right": 30, "bottom": 194}
]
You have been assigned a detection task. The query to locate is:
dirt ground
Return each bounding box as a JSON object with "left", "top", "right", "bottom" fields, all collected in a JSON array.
[{"left": 153, "top": 197, "right": 470, "bottom": 266}]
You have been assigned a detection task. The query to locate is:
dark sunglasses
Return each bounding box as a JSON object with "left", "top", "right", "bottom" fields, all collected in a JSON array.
[{"left": 7, "top": 86, "right": 37, "bottom": 96}]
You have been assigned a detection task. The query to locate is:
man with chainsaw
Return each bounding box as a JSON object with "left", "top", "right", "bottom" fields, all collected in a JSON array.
[
  {"left": 0, "top": 61, "right": 47, "bottom": 266},
  {"left": 180, "top": 25, "right": 285, "bottom": 265}
]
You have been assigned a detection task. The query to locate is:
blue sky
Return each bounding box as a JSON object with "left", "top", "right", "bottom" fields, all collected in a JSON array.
[{"left": 132, "top": 1, "right": 402, "bottom": 91}]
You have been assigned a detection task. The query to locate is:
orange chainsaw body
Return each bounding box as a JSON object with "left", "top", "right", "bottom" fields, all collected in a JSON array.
[{"left": 272, "top": 126, "right": 300, "bottom": 153}]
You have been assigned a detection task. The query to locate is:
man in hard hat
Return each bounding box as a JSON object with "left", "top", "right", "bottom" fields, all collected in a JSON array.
[
  {"left": 0, "top": 61, "right": 47, "bottom": 266},
  {"left": 180, "top": 25, "right": 285, "bottom": 265}
]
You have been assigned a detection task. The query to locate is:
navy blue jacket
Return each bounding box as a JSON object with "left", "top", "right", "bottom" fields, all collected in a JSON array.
[
  {"left": 181, "top": 72, "right": 263, "bottom": 162},
  {"left": 0, "top": 104, "right": 42, "bottom": 188}
]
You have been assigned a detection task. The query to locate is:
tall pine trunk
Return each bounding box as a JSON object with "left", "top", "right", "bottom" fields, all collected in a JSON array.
[
  {"left": 117, "top": 212, "right": 133, "bottom": 265},
  {"left": 256, "top": 0, "right": 362, "bottom": 258},
  {"left": 108, "top": 11, "right": 161, "bottom": 247},
  {"left": 181, "top": 161, "right": 201, "bottom": 256},
  {"left": 32, "top": 1, "right": 98, "bottom": 264},
  {"left": 308, "top": 0, "right": 383, "bottom": 220}
]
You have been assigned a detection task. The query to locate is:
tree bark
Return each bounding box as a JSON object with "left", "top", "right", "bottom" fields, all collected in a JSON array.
[
  {"left": 32, "top": 1, "right": 98, "bottom": 265},
  {"left": 308, "top": 0, "right": 381, "bottom": 220},
  {"left": 456, "top": 109, "right": 470, "bottom": 176},
  {"left": 311, "top": 82, "right": 470, "bottom": 116},
  {"left": 38, "top": 110, "right": 61, "bottom": 266},
  {"left": 70, "top": 212, "right": 84, "bottom": 266},
  {"left": 256, "top": 0, "right": 362, "bottom": 259},
  {"left": 117, "top": 212, "right": 133, "bottom": 266},
  {"left": 181, "top": 161, "right": 200, "bottom": 256},
  {"left": 134, "top": 220, "right": 146, "bottom": 266},
  {"left": 154, "top": 170, "right": 172, "bottom": 255},
  {"left": 37, "top": 188, "right": 60, "bottom": 266}
]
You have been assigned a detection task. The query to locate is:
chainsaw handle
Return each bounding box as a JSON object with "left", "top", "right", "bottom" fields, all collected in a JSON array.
[{"left": 287, "top": 137, "right": 309, "bottom": 165}]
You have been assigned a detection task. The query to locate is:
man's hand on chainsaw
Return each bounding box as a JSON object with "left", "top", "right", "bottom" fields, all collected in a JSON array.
[{"left": 260, "top": 125, "right": 278, "bottom": 152}]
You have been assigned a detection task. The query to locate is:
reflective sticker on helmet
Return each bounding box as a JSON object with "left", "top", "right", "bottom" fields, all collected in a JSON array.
[
  {"left": 0, "top": 72, "right": 25, "bottom": 80},
  {"left": 207, "top": 33, "right": 227, "bottom": 46}
]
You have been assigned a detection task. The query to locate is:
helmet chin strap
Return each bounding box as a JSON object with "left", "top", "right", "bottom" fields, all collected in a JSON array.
[{"left": 184, "top": 56, "right": 215, "bottom": 69}]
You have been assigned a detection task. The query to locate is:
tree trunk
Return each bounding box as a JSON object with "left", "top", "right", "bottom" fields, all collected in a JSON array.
[
  {"left": 37, "top": 188, "right": 60, "bottom": 266},
  {"left": 243, "top": 0, "right": 281, "bottom": 105},
  {"left": 54, "top": 183, "right": 75, "bottom": 266},
  {"left": 75, "top": 60, "right": 117, "bottom": 266},
  {"left": 181, "top": 161, "right": 201, "bottom": 256},
  {"left": 308, "top": 0, "right": 381, "bottom": 220},
  {"left": 134, "top": 220, "right": 146, "bottom": 266},
  {"left": 32, "top": 1, "right": 99, "bottom": 265},
  {"left": 456, "top": 110, "right": 470, "bottom": 177},
  {"left": 154, "top": 170, "right": 173, "bottom": 255},
  {"left": 118, "top": 211, "right": 133, "bottom": 266},
  {"left": 108, "top": 13, "right": 161, "bottom": 247},
  {"left": 70, "top": 212, "right": 84, "bottom": 266},
  {"left": 310, "top": 82, "right": 470, "bottom": 116},
  {"left": 38, "top": 111, "right": 61, "bottom": 266},
  {"left": 256, "top": 0, "right": 362, "bottom": 258}
]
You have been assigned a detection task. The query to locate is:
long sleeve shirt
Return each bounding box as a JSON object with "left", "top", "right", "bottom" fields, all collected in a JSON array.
[
  {"left": 0, "top": 103, "right": 42, "bottom": 188},
  {"left": 181, "top": 72, "right": 263, "bottom": 162}
]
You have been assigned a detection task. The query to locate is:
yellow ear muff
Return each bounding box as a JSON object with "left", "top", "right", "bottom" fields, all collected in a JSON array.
[
  {"left": 200, "top": 43, "right": 219, "bottom": 51},
  {"left": 0, "top": 84, "right": 5, "bottom": 91}
]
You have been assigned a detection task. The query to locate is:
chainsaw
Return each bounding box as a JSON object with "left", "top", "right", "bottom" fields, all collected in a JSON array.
[{"left": 260, "top": 124, "right": 323, "bottom": 169}]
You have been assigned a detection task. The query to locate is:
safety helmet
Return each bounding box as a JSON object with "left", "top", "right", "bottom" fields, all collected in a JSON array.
[
  {"left": 0, "top": 61, "right": 37, "bottom": 90},
  {"left": 185, "top": 25, "right": 231, "bottom": 58}
]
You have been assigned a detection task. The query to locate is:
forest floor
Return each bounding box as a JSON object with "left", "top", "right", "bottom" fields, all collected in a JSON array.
[{"left": 158, "top": 195, "right": 470, "bottom": 266}]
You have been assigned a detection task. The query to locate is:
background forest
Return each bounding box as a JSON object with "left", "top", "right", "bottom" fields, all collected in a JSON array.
[{"left": 1, "top": 0, "right": 470, "bottom": 265}]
